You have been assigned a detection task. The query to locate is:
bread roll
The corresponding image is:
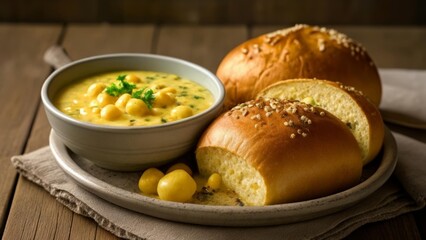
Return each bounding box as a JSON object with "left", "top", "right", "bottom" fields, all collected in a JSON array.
[
  {"left": 257, "top": 79, "right": 384, "bottom": 165},
  {"left": 196, "top": 98, "right": 362, "bottom": 206},
  {"left": 216, "top": 24, "right": 382, "bottom": 108}
]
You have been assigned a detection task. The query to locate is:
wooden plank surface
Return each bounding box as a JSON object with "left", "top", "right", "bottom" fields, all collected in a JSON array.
[
  {"left": 2, "top": 0, "right": 425, "bottom": 25},
  {"left": 0, "top": 24, "right": 60, "bottom": 157},
  {"left": 0, "top": 24, "right": 61, "bottom": 234},
  {"left": 62, "top": 24, "right": 155, "bottom": 60},
  {"left": 1, "top": 23, "right": 157, "bottom": 240},
  {"left": 0, "top": 156, "right": 18, "bottom": 233},
  {"left": 1, "top": 23, "right": 425, "bottom": 240},
  {"left": 155, "top": 25, "right": 248, "bottom": 72},
  {"left": 2, "top": 99, "right": 75, "bottom": 239}
]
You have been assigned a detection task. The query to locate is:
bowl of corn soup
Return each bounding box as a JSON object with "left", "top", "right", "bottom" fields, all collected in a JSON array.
[{"left": 41, "top": 53, "right": 225, "bottom": 171}]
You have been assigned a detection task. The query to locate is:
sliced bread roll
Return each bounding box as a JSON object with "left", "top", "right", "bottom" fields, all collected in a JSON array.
[
  {"left": 196, "top": 98, "right": 362, "bottom": 206},
  {"left": 257, "top": 78, "right": 384, "bottom": 165}
]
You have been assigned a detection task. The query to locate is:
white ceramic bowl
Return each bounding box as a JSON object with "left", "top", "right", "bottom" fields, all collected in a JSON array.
[{"left": 41, "top": 53, "right": 225, "bottom": 171}]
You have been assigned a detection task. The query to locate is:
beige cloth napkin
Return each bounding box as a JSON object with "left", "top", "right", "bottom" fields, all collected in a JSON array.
[
  {"left": 379, "top": 68, "right": 426, "bottom": 128},
  {"left": 11, "top": 69, "right": 426, "bottom": 240}
]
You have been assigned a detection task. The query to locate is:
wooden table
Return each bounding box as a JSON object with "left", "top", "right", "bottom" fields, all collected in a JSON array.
[{"left": 0, "top": 23, "right": 425, "bottom": 239}]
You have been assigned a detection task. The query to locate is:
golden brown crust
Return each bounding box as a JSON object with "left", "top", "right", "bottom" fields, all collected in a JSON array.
[
  {"left": 257, "top": 79, "right": 384, "bottom": 165},
  {"left": 197, "top": 98, "right": 362, "bottom": 205},
  {"left": 216, "top": 24, "right": 382, "bottom": 109}
]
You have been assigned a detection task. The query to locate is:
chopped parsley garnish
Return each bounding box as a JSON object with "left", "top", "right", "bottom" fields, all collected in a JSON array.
[
  {"left": 117, "top": 74, "right": 126, "bottom": 81},
  {"left": 193, "top": 95, "right": 204, "bottom": 99},
  {"left": 132, "top": 87, "right": 155, "bottom": 109},
  {"left": 105, "top": 74, "right": 136, "bottom": 97}
]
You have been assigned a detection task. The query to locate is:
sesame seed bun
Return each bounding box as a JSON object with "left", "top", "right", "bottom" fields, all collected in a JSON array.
[
  {"left": 257, "top": 78, "right": 384, "bottom": 165},
  {"left": 196, "top": 98, "right": 362, "bottom": 206},
  {"left": 216, "top": 24, "right": 382, "bottom": 109}
]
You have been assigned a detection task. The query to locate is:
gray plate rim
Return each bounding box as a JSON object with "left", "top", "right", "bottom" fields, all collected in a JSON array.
[{"left": 49, "top": 127, "right": 397, "bottom": 227}]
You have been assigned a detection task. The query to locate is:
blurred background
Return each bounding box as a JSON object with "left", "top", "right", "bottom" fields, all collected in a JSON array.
[
  {"left": 1, "top": 0, "right": 425, "bottom": 25},
  {"left": 1, "top": 2, "right": 426, "bottom": 239}
]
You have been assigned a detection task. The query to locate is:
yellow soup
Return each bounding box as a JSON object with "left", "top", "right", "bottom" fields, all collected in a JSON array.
[{"left": 54, "top": 71, "right": 214, "bottom": 126}]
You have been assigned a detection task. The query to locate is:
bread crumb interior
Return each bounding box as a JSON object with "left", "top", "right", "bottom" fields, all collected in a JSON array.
[{"left": 196, "top": 147, "right": 266, "bottom": 206}]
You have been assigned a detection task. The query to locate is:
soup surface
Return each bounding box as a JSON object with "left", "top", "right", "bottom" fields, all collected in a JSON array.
[{"left": 54, "top": 71, "right": 214, "bottom": 126}]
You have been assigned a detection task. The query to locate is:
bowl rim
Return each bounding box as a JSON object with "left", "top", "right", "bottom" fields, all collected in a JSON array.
[{"left": 41, "top": 53, "right": 225, "bottom": 132}]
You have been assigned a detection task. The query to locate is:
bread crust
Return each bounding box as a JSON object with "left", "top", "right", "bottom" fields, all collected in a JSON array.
[
  {"left": 257, "top": 79, "right": 384, "bottom": 165},
  {"left": 216, "top": 24, "right": 382, "bottom": 109},
  {"left": 196, "top": 98, "right": 362, "bottom": 205}
]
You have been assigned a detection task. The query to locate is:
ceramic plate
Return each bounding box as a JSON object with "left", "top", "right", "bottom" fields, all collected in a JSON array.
[{"left": 49, "top": 128, "right": 397, "bottom": 227}]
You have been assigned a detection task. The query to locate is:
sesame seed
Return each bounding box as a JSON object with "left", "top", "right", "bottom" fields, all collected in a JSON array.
[
  {"left": 318, "top": 38, "right": 325, "bottom": 52},
  {"left": 253, "top": 44, "right": 261, "bottom": 53},
  {"left": 264, "top": 37, "right": 271, "bottom": 43},
  {"left": 286, "top": 106, "right": 296, "bottom": 114},
  {"left": 264, "top": 106, "right": 272, "bottom": 112},
  {"left": 251, "top": 114, "right": 261, "bottom": 120},
  {"left": 263, "top": 24, "right": 366, "bottom": 61},
  {"left": 270, "top": 37, "right": 280, "bottom": 46},
  {"left": 320, "top": 111, "right": 325, "bottom": 116},
  {"left": 229, "top": 98, "right": 320, "bottom": 139},
  {"left": 241, "top": 48, "right": 248, "bottom": 54},
  {"left": 265, "top": 24, "right": 306, "bottom": 44},
  {"left": 343, "top": 41, "right": 349, "bottom": 48}
]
